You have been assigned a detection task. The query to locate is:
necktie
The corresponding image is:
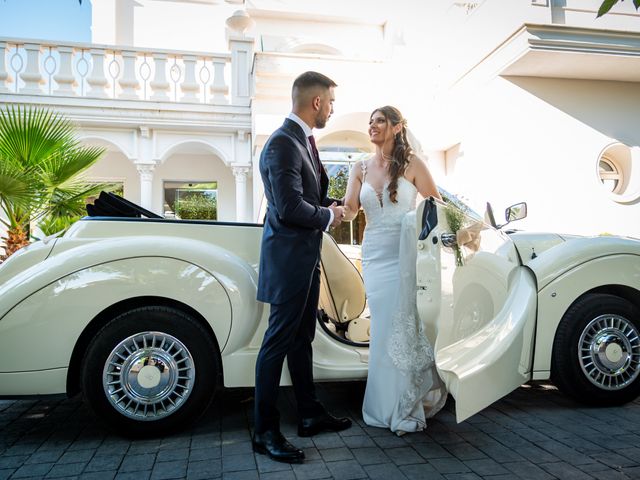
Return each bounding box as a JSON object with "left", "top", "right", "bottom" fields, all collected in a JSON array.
[{"left": 308, "top": 135, "right": 322, "bottom": 176}]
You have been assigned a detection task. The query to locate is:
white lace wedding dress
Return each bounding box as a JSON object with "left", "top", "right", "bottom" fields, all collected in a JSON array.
[{"left": 360, "top": 162, "right": 447, "bottom": 434}]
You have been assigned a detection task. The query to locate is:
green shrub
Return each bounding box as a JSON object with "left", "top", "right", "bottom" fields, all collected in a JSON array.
[{"left": 174, "top": 194, "right": 217, "bottom": 220}]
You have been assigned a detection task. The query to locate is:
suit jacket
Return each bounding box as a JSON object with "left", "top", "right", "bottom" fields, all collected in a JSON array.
[{"left": 257, "top": 118, "right": 339, "bottom": 304}]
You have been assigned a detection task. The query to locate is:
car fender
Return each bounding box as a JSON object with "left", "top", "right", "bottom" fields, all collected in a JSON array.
[
  {"left": 0, "top": 255, "right": 232, "bottom": 372},
  {"left": 0, "top": 236, "right": 262, "bottom": 366},
  {"left": 527, "top": 236, "right": 640, "bottom": 291},
  {"left": 532, "top": 254, "right": 640, "bottom": 377}
]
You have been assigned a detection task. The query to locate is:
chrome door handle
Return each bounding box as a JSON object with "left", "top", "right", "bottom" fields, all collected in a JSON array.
[{"left": 441, "top": 233, "right": 457, "bottom": 248}]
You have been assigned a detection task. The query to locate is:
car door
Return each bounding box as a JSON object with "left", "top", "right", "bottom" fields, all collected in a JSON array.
[{"left": 415, "top": 197, "right": 537, "bottom": 422}]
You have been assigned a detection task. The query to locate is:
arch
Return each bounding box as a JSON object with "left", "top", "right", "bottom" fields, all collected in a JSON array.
[
  {"left": 290, "top": 43, "right": 342, "bottom": 56},
  {"left": 158, "top": 140, "right": 230, "bottom": 166},
  {"left": 276, "top": 37, "right": 342, "bottom": 56},
  {"left": 317, "top": 112, "right": 373, "bottom": 152},
  {"left": 78, "top": 135, "right": 134, "bottom": 160},
  {"left": 318, "top": 130, "right": 372, "bottom": 152},
  {"left": 321, "top": 112, "right": 370, "bottom": 137}
]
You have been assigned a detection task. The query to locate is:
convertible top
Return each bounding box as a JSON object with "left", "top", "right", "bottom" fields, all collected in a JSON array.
[{"left": 86, "top": 191, "right": 163, "bottom": 219}]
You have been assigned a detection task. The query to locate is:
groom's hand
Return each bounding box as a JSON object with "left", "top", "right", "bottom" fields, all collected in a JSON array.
[{"left": 328, "top": 202, "right": 345, "bottom": 228}]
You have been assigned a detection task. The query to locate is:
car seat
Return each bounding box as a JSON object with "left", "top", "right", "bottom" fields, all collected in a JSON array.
[{"left": 318, "top": 233, "right": 370, "bottom": 344}]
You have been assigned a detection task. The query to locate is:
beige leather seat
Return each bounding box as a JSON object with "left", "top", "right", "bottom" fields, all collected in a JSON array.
[{"left": 319, "top": 233, "right": 370, "bottom": 343}]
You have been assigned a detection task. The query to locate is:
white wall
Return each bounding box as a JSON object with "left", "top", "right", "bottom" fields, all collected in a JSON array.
[
  {"left": 84, "top": 150, "right": 141, "bottom": 204},
  {"left": 92, "top": 0, "right": 239, "bottom": 52},
  {"left": 441, "top": 75, "right": 640, "bottom": 238}
]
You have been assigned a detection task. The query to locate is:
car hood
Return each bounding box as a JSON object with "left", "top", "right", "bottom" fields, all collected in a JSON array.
[
  {"left": 509, "top": 231, "right": 640, "bottom": 290},
  {"left": 508, "top": 232, "right": 566, "bottom": 265}
]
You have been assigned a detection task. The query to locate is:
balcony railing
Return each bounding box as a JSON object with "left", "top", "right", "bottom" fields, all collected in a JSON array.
[{"left": 0, "top": 37, "right": 253, "bottom": 105}]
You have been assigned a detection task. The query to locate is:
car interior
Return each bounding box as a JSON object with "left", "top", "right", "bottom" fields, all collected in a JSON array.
[{"left": 318, "top": 234, "right": 370, "bottom": 347}]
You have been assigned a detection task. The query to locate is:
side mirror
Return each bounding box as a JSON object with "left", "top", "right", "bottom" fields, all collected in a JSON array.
[{"left": 505, "top": 202, "right": 527, "bottom": 223}]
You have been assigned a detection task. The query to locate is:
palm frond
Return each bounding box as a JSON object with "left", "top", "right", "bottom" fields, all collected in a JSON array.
[
  {"left": 41, "top": 183, "right": 111, "bottom": 220},
  {"left": 0, "top": 106, "right": 76, "bottom": 169},
  {"left": 40, "top": 144, "right": 106, "bottom": 188},
  {"left": 0, "top": 156, "right": 43, "bottom": 218},
  {"left": 597, "top": 0, "right": 619, "bottom": 17},
  {"left": 0, "top": 105, "right": 109, "bottom": 259},
  {"left": 38, "top": 215, "right": 78, "bottom": 237}
]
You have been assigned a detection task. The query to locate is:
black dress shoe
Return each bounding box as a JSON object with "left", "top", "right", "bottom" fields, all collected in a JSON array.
[
  {"left": 252, "top": 430, "right": 305, "bottom": 463},
  {"left": 298, "top": 412, "right": 352, "bottom": 437}
]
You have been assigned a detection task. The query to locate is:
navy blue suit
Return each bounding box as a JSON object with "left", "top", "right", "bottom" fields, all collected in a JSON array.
[{"left": 255, "top": 118, "right": 338, "bottom": 433}]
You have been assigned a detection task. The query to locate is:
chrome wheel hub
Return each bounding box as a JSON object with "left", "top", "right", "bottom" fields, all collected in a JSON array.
[
  {"left": 579, "top": 314, "right": 640, "bottom": 391},
  {"left": 103, "top": 331, "right": 195, "bottom": 421}
]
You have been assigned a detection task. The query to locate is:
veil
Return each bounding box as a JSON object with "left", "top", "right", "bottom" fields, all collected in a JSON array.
[{"left": 386, "top": 203, "right": 447, "bottom": 423}]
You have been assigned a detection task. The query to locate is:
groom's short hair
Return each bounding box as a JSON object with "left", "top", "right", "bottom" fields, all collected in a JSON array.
[{"left": 292, "top": 71, "right": 337, "bottom": 104}]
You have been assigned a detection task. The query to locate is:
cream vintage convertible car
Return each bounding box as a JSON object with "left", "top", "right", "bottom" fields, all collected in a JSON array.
[{"left": 0, "top": 192, "right": 639, "bottom": 436}]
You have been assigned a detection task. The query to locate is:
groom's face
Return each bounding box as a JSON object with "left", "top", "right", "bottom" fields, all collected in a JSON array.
[{"left": 314, "top": 87, "right": 335, "bottom": 129}]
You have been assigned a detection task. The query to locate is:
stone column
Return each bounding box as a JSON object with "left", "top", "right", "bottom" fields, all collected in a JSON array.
[
  {"left": 119, "top": 50, "right": 140, "bottom": 99},
  {"left": 0, "top": 41, "right": 13, "bottom": 93},
  {"left": 150, "top": 53, "right": 170, "bottom": 101},
  {"left": 227, "top": 36, "right": 254, "bottom": 106},
  {"left": 180, "top": 55, "right": 199, "bottom": 103},
  {"left": 53, "top": 46, "right": 77, "bottom": 96},
  {"left": 19, "top": 43, "right": 44, "bottom": 94},
  {"left": 232, "top": 166, "right": 250, "bottom": 222},
  {"left": 210, "top": 57, "right": 228, "bottom": 105},
  {"left": 87, "top": 48, "right": 109, "bottom": 98},
  {"left": 136, "top": 163, "right": 156, "bottom": 212}
]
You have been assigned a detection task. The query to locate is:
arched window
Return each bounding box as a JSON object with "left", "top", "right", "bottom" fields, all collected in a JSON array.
[
  {"left": 598, "top": 156, "right": 622, "bottom": 194},
  {"left": 597, "top": 143, "right": 639, "bottom": 203}
]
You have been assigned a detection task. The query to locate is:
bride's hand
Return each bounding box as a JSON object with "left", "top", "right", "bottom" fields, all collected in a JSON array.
[{"left": 342, "top": 205, "right": 354, "bottom": 222}]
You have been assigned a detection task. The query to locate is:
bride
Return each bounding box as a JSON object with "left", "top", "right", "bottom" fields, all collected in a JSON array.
[{"left": 342, "top": 106, "right": 447, "bottom": 435}]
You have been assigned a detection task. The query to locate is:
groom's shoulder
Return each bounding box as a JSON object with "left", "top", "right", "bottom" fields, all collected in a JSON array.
[{"left": 266, "top": 123, "right": 299, "bottom": 148}]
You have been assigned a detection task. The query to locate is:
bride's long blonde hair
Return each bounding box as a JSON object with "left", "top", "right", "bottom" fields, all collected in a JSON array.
[{"left": 372, "top": 106, "right": 412, "bottom": 204}]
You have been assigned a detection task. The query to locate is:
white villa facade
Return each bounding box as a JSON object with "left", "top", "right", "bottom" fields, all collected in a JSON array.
[{"left": 1, "top": 0, "right": 639, "bottom": 246}]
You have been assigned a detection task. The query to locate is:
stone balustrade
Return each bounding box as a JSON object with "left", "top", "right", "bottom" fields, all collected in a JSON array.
[{"left": 0, "top": 37, "right": 255, "bottom": 105}]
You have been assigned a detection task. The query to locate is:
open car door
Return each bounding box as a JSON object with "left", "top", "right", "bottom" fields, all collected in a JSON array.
[{"left": 415, "top": 197, "right": 537, "bottom": 422}]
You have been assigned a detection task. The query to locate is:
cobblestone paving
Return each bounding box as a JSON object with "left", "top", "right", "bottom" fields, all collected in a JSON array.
[{"left": 2, "top": 381, "right": 640, "bottom": 479}]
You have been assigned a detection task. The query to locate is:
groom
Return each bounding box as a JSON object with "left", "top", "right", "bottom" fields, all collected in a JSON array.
[{"left": 253, "top": 71, "right": 351, "bottom": 463}]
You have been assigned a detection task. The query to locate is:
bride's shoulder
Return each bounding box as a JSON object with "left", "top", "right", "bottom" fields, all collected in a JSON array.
[
  {"left": 406, "top": 153, "right": 430, "bottom": 173},
  {"left": 350, "top": 157, "right": 371, "bottom": 178}
]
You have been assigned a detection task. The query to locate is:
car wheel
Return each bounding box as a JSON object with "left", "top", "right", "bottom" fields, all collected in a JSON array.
[
  {"left": 552, "top": 293, "right": 640, "bottom": 406},
  {"left": 81, "top": 305, "right": 220, "bottom": 437}
]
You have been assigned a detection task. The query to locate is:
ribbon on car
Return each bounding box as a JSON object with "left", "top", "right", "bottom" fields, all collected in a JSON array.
[{"left": 456, "top": 221, "right": 484, "bottom": 255}]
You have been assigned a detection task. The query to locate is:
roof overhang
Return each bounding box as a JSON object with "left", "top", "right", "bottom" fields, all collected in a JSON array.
[{"left": 461, "top": 23, "right": 640, "bottom": 83}]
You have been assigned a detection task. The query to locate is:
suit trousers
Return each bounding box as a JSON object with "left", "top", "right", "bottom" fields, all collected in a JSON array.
[{"left": 254, "top": 262, "right": 324, "bottom": 434}]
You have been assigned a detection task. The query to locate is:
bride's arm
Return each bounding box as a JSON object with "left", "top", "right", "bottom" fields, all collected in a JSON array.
[
  {"left": 342, "top": 162, "right": 363, "bottom": 222},
  {"left": 410, "top": 154, "right": 442, "bottom": 201}
]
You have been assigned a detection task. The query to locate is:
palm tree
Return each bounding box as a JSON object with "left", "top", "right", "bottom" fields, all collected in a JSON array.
[{"left": 0, "top": 106, "right": 106, "bottom": 260}]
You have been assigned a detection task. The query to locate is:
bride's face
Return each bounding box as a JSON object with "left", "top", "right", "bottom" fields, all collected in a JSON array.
[{"left": 368, "top": 111, "right": 391, "bottom": 145}]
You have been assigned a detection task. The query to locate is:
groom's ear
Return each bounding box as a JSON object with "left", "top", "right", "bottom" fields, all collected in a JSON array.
[{"left": 312, "top": 95, "right": 321, "bottom": 111}]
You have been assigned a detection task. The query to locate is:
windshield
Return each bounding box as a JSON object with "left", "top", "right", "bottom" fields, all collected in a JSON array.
[{"left": 438, "top": 187, "right": 483, "bottom": 223}]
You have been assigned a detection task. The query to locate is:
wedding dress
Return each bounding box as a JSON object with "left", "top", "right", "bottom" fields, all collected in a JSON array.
[{"left": 360, "top": 161, "right": 447, "bottom": 434}]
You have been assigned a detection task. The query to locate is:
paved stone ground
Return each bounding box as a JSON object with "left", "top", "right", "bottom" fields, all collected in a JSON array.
[{"left": 2, "top": 381, "right": 640, "bottom": 479}]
